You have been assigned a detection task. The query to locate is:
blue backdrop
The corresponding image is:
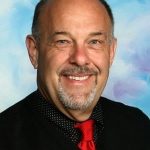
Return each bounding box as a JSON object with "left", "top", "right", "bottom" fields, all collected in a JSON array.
[{"left": 0, "top": 0, "right": 150, "bottom": 117}]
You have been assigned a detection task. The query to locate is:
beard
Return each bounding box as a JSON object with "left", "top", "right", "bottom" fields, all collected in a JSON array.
[
  {"left": 57, "top": 66, "right": 98, "bottom": 111},
  {"left": 57, "top": 81, "right": 97, "bottom": 111}
]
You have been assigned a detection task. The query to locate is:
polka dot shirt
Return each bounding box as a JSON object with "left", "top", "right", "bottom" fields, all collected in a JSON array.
[{"left": 32, "top": 90, "right": 104, "bottom": 144}]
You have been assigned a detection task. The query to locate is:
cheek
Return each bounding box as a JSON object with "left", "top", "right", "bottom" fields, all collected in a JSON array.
[
  {"left": 38, "top": 50, "right": 69, "bottom": 100},
  {"left": 89, "top": 50, "right": 111, "bottom": 71},
  {"left": 90, "top": 50, "right": 111, "bottom": 87},
  {"left": 87, "top": 51, "right": 111, "bottom": 98},
  {"left": 42, "top": 51, "right": 69, "bottom": 82}
]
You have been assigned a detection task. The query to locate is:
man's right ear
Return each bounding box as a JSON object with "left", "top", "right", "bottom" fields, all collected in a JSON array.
[{"left": 26, "top": 35, "right": 38, "bottom": 69}]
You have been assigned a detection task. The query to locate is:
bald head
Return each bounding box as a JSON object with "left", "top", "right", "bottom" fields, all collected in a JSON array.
[{"left": 32, "top": 0, "right": 114, "bottom": 40}]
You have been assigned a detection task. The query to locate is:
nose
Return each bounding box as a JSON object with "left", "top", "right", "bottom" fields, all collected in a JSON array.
[{"left": 69, "top": 44, "right": 90, "bottom": 66}]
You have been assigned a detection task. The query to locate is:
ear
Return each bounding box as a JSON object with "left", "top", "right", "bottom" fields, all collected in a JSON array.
[
  {"left": 109, "top": 37, "right": 117, "bottom": 66},
  {"left": 26, "top": 35, "right": 39, "bottom": 69}
]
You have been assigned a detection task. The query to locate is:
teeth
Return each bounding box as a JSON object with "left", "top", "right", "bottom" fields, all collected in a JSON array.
[{"left": 68, "top": 76, "right": 89, "bottom": 81}]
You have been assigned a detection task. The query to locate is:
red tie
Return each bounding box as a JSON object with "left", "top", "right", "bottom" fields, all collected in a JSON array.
[{"left": 74, "top": 119, "right": 96, "bottom": 150}]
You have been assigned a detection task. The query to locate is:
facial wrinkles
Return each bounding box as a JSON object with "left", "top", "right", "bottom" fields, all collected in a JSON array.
[
  {"left": 36, "top": 0, "right": 113, "bottom": 113},
  {"left": 35, "top": 0, "right": 113, "bottom": 46},
  {"left": 58, "top": 65, "right": 100, "bottom": 87},
  {"left": 45, "top": 1, "right": 110, "bottom": 33}
]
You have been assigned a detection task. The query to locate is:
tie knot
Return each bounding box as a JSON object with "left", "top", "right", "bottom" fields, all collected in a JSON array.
[{"left": 74, "top": 119, "right": 95, "bottom": 141}]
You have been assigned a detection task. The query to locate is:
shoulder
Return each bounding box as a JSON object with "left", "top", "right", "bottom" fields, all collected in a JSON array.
[
  {"left": 0, "top": 91, "right": 40, "bottom": 147},
  {"left": 101, "top": 97, "right": 150, "bottom": 143},
  {"left": 100, "top": 97, "right": 150, "bottom": 149},
  {"left": 0, "top": 91, "right": 37, "bottom": 125},
  {"left": 101, "top": 97, "right": 150, "bottom": 123}
]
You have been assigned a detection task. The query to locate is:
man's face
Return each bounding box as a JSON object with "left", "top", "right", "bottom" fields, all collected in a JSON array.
[{"left": 27, "top": 0, "right": 116, "bottom": 114}]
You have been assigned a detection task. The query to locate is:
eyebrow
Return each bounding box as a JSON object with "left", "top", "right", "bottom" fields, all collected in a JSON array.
[
  {"left": 47, "top": 31, "right": 72, "bottom": 42},
  {"left": 88, "top": 31, "right": 107, "bottom": 37},
  {"left": 51, "top": 31, "right": 72, "bottom": 37},
  {"left": 48, "top": 31, "right": 107, "bottom": 40}
]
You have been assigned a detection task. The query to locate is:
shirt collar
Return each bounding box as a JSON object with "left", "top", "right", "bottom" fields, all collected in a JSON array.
[{"left": 32, "top": 89, "right": 104, "bottom": 143}]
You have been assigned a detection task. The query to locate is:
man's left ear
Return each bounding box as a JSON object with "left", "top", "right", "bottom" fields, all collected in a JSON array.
[
  {"left": 26, "top": 35, "right": 39, "bottom": 69},
  {"left": 109, "top": 37, "right": 117, "bottom": 66}
]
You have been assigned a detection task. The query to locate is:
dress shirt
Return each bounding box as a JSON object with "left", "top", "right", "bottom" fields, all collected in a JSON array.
[{"left": 31, "top": 90, "right": 104, "bottom": 144}]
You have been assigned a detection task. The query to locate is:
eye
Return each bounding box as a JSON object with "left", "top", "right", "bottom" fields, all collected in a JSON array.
[
  {"left": 89, "top": 39, "right": 103, "bottom": 45},
  {"left": 56, "top": 40, "right": 69, "bottom": 44},
  {"left": 88, "top": 39, "right": 105, "bottom": 50},
  {"left": 55, "top": 40, "right": 72, "bottom": 48}
]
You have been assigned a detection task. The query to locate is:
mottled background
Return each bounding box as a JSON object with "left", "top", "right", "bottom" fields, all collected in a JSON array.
[{"left": 0, "top": 0, "right": 150, "bottom": 117}]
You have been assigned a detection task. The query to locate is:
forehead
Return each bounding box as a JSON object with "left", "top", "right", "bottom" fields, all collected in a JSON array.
[{"left": 38, "top": 0, "right": 111, "bottom": 35}]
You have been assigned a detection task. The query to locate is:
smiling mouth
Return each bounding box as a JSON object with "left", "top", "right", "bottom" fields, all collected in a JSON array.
[
  {"left": 68, "top": 75, "right": 89, "bottom": 81},
  {"left": 59, "top": 66, "right": 98, "bottom": 83},
  {"left": 60, "top": 74, "right": 96, "bottom": 90}
]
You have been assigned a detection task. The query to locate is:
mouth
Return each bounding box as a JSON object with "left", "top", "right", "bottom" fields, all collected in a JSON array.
[
  {"left": 59, "top": 74, "right": 95, "bottom": 88},
  {"left": 67, "top": 75, "right": 89, "bottom": 81},
  {"left": 59, "top": 66, "right": 98, "bottom": 86}
]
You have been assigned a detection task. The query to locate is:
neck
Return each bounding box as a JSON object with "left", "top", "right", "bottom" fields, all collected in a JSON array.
[
  {"left": 57, "top": 101, "right": 98, "bottom": 122},
  {"left": 65, "top": 108, "right": 93, "bottom": 122}
]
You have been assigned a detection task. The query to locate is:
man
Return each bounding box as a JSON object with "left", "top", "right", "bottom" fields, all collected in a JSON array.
[{"left": 0, "top": 0, "right": 149, "bottom": 150}]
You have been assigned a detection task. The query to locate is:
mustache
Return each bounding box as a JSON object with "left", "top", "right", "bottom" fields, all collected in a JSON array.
[{"left": 59, "top": 66, "right": 99, "bottom": 76}]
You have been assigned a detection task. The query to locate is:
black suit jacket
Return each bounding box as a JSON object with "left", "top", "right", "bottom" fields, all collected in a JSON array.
[{"left": 0, "top": 91, "right": 150, "bottom": 150}]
